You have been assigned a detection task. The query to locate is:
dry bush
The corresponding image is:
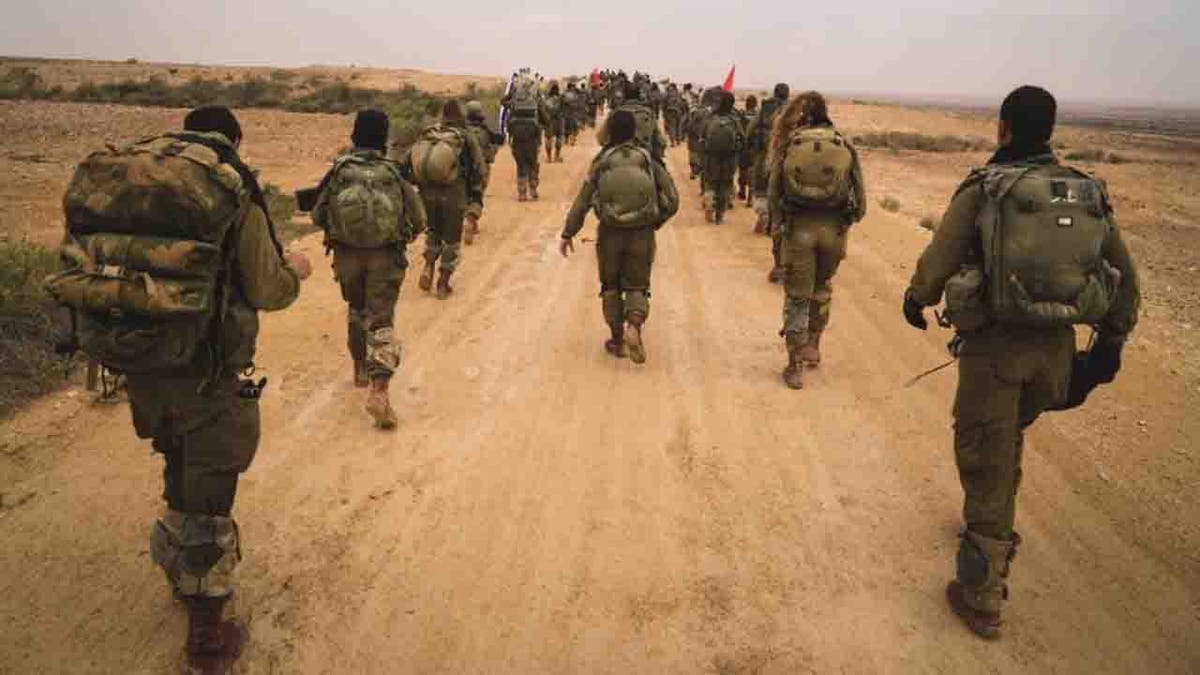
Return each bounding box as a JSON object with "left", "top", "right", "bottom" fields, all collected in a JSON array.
[
  {"left": 1064, "top": 147, "right": 1130, "bottom": 164},
  {"left": 0, "top": 239, "right": 69, "bottom": 417},
  {"left": 854, "top": 131, "right": 992, "bottom": 153},
  {"left": 879, "top": 196, "right": 901, "bottom": 212},
  {"left": 918, "top": 215, "right": 937, "bottom": 230}
]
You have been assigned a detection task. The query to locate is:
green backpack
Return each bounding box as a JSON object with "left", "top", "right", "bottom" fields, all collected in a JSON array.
[
  {"left": 704, "top": 115, "right": 742, "bottom": 155},
  {"left": 409, "top": 126, "right": 464, "bottom": 186},
  {"left": 591, "top": 144, "right": 676, "bottom": 229},
  {"left": 46, "top": 134, "right": 247, "bottom": 374},
  {"left": 781, "top": 127, "right": 855, "bottom": 208},
  {"left": 688, "top": 107, "right": 712, "bottom": 141},
  {"left": 324, "top": 153, "right": 407, "bottom": 248},
  {"left": 976, "top": 164, "right": 1118, "bottom": 326}
]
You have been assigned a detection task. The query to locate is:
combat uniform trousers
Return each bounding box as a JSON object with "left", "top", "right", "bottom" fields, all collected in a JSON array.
[
  {"left": 545, "top": 122, "right": 564, "bottom": 162},
  {"left": 333, "top": 245, "right": 406, "bottom": 381},
  {"left": 687, "top": 136, "right": 704, "bottom": 180},
  {"left": 597, "top": 225, "right": 656, "bottom": 333},
  {"left": 779, "top": 210, "right": 848, "bottom": 351},
  {"left": 737, "top": 148, "right": 754, "bottom": 201},
  {"left": 702, "top": 153, "right": 738, "bottom": 221},
  {"left": 511, "top": 138, "right": 541, "bottom": 198},
  {"left": 421, "top": 182, "right": 468, "bottom": 274},
  {"left": 950, "top": 325, "right": 1074, "bottom": 614},
  {"left": 127, "top": 373, "right": 260, "bottom": 600},
  {"left": 663, "top": 111, "right": 680, "bottom": 145}
]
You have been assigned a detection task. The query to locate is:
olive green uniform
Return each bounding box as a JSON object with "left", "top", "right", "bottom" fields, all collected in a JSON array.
[
  {"left": 767, "top": 125, "right": 866, "bottom": 346},
  {"left": 701, "top": 111, "right": 745, "bottom": 220},
  {"left": 598, "top": 102, "right": 668, "bottom": 163},
  {"left": 466, "top": 120, "right": 496, "bottom": 220},
  {"left": 543, "top": 94, "right": 566, "bottom": 160},
  {"left": 127, "top": 198, "right": 300, "bottom": 598},
  {"left": 907, "top": 151, "right": 1140, "bottom": 616},
  {"left": 502, "top": 92, "right": 542, "bottom": 198},
  {"left": 397, "top": 122, "right": 485, "bottom": 274},
  {"left": 563, "top": 144, "right": 679, "bottom": 330},
  {"left": 313, "top": 148, "right": 426, "bottom": 381}
]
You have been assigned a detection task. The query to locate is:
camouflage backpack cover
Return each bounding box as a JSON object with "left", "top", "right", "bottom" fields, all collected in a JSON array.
[
  {"left": 781, "top": 126, "right": 855, "bottom": 209},
  {"left": 506, "top": 75, "right": 541, "bottom": 141},
  {"left": 974, "top": 163, "right": 1118, "bottom": 326},
  {"left": 323, "top": 152, "right": 408, "bottom": 248},
  {"left": 45, "top": 134, "right": 247, "bottom": 374},
  {"left": 591, "top": 144, "right": 676, "bottom": 229},
  {"left": 704, "top": 114, "right": 743, "bottom": 156},
  {"left": 409, "top": 126, "right": 465, "bottom": 186},
  {"left": 688, "top": 106, "right": 713, "bottom": 142}
]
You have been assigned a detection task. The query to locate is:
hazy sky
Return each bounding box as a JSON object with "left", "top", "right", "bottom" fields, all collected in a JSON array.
[{"left": 2, "top": 0, "right": 1197, "bottom": 104}]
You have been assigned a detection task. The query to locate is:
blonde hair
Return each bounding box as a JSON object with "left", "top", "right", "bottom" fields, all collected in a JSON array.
[{"left": 767, "top": 91, "right": 830, "bottom": 166}]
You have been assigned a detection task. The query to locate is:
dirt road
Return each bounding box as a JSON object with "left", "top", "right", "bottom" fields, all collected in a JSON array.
[{"left": 1, "top": 127, "right": 1197, "bottom": 674}]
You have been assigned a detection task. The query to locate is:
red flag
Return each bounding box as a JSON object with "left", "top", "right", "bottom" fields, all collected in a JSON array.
[
  {"left": 590, "top": 68, "right": 601, "bottom": 88},
  {"left": 722, "top": 65, "right": 736, "bottom": 92}
]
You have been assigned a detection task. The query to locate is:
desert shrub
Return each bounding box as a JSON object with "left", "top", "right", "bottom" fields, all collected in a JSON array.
[
  {"left": 125, "top": 57, "right": 139, "bottom": 64},
  {"left": 854, "top": 131, "right": 992, "bottom": 153},
  {"left": 0, "top": 239, "right": 69, "bottom": 416},
  {"left": 879, "top": 196, "right": 901, "bottom": 212},
  {"left": 1064, "top": 147, "right": 1129, "bottom": 164},
  {"left": 269, "top": 69, "right": 295, "bottom": 82},
  {"left": 0, "top": 66, "right": 47, "bottom": 99},
  {"left": 918, "top": 215, "right": 937, "bottom": 230}
]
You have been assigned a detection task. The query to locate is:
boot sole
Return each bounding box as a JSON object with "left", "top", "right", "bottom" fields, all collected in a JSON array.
[{"left": 946, "top": 581, "right": 1001, "bottom": 639}]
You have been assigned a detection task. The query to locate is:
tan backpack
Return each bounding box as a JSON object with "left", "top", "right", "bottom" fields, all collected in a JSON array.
[
  {"left": 781, "top": 126, "right": 855, "bottom": 208},
  {"left": 409, "top": 126, "right": 464, "bottom": 186}
]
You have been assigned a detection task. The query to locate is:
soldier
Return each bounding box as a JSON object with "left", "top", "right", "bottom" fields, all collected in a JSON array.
[
  {"left": 598, "top": 80, "right": 668, "bottom": 163},
  {"left": 312, "top": 110, "right": 426, "bottom": 429},
  {"left": 563, "top": 81, "right": 584, "bottom": 145},
  {"left": 903, "top": 85, "right": 1140, "bottom": 639},
  {"left": 738, "top": 95, "right": 759, "bottom": 204},
  {"left": 502, "top": 73, "right": 543, "bottom": 201},
  {"left": 701, "top": 90, "right": 746, "bottom": 224},
  {"left": 560, "top": 110, "right": 679, "bottom": 363},
  {"left": 543, "top": 80, "right": 566, "bottom": 163},
  {"left": 464, "top": 99, "right": 500, "bottom": 245},
  {"left": 662, "top": 83, "right": 686, "bottom": 147},
  {"left": 398, "top": 99, "right": 486, "bottom": 299},
  {"left": 767, "top": 91, "right": 866, "bottom": 389},
  {"left": 751, "top": 83, "right": 791, "bottom": 280},
  {"left": 46, "top": 106, "right": 311, "bottom": 674},
  {"left": 685, "top": 88, "right": 717, "bottom": 182}
]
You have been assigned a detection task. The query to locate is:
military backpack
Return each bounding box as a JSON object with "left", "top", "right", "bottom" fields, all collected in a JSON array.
[
  {"left": 781, "top": 126, "right": 855, "bottom": 209},
  {"left": 591, "top": 144, "right": 674, "bottom": 229},
  {"left": 46, "top": 134, "right": 247, "bottom": 374},
  {"left": 972, "top": 164, "right": 1119, "bottom": 327},
  {"left": 323, "top": 152, "right": 408, "bottom": 248},
  {"left": 506, "top": 76, "right": 541, "bottom": 141},
  {"left": 704, "top": 114, "right": 743, "bottom": 156},
  {"left": 409, "top": 126, "right": 465, "bottom": 186}
]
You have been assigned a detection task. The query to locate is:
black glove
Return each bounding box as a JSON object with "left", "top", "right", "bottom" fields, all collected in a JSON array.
[
  {"left": 1087, "top": 332, "right": 1125, "bottom": 384},
  {"left": 903, "top": 290, "right": 928, "bottom": 330}
]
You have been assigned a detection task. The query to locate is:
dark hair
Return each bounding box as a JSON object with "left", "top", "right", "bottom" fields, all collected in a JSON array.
[
  {"left": 1000, "top": 85, "right": 1057, "bottom": 144},
  {"left": 183, "top": 106, "right": 242, "bottom": 144},
  {"left": 795, "top": 90, "right": 830, "bottom": 126},
  {"left": 746, "top": 94, "right": 758, "bottom": 109},
  {"left": 351, "top": 109, "right": 389, "bottom": 151},
  {"left": 773, "top": 83, "right": 790, "bottom": 100},
  {"left": 442, "top": 99, "right": 464, "bottom": 122},
  {"left": 623, "top": 80, "right": 641, "bottom": 102},
  {"left": 608, "top": 110, "right": 637, "bottom": 144},
  {"left": 717, "top": 91, "right": 736, "bottom": 114}
]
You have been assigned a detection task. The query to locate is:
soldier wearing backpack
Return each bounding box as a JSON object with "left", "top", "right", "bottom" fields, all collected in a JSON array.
[
  {"left": 751, "top": 84, "right": 791, "bottom": 281},
  {"left": 903, "top": 86, "right": 1140, "bottom": 639},
  {"left": 598, "top": 80, "right": 668, "bottom": 165},
  {"left": 543, "top": 81, "right": 566, "bottom": 163},
  {"left": 738, "top": 95, "right": 759, "bottom": 204},
  {"left": 662, "top": 83, "right": 686, "bottom": 147},
  {"left": 46, "top": 106, "right": 311, "bottom": 674},
  {"left": 502, "top": 74, "right": 543, "bottom": 201},
  {"left": 560, "top": 110, "right": 679, "bottom": 364},
  {"left": 767, "top": 91, "right": 866, "bottom": 389},
  {"left": 399, "top": 99, "right": 486, "bottom": 299},
  {"left": 312, "top": 110, "right": 426, "bottom": 429},
  {"left": 685, "top": 90, "right": 714, "bottom": 181},
  {"left": 464, "top": 100, "right": 500, "bottom": 245},
  {"left": 701, "top": 91, "right": 746, "bottom": 225}
]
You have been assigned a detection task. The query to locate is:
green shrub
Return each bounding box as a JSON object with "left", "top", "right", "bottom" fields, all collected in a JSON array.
[
  {"left": 879, "top": 196, "right": 901, "bottom": 212},
  {"left": 1064, "top": 148, "right": 1130, "bottom": 164},
  {"left": 0, "top": 239, "right": 69, "bottom": 416}
]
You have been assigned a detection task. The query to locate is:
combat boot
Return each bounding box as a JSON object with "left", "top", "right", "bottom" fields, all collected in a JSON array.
[
  {"left": 767, "top": 266, "right": 784, "bottom": 284},
  {"left": 353, "top": 360, "right": 370, "bottom": 388},
  {"left": 463, "top": 214, "right": 479, "bottom": 245},
  {"left": 737, "top": 185, "right": 747, "bottom": 201},
  {"left": 947, "top": 530, "right": 1018, "bottom": 639},
  {"left": 604, "top": 324, "right": 628, "bottom": 358},
  {"left": 365, "top": 378, "right": 397, "bottom": 430},
  {"left": 435, "top": 269, "right": 454, "bottom": 299},
  {"left": 418, "top": 260, "right": 435, "bottom": 292},
  {"left": 183, "top": 595, "right": 246, "bottom": 675},
  {"left": 798, "top": 333, "right": 822, "bottom": 368},
  {"left": 782, "top": 334, "right": 805, "bottom": 389},
  {"left": 530, "top": 184, "right": 540, "bottom": 201},
  {"left": 624, "top": 321, "right": 646, "bottom": 364},
  {"left": 518, "top": 179, "right": 528, "bottom": 202}
]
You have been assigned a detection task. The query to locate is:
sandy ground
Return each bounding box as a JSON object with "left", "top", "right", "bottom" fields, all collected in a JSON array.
[{"left": 1, "top": 102, "right": 1198, "bottom": 673}]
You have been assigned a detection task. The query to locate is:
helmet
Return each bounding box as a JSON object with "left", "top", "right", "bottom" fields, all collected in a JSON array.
[{"left": 465, "top": 100, "right": 485, "bottom": 120}]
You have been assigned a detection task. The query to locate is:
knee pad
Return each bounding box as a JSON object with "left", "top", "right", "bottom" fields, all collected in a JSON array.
[
  {"left": 151, "top": 510, "right": 241, "bottom": 598},
  {"left": 366, "top": 327, "right": 402, "bottom": 373}
]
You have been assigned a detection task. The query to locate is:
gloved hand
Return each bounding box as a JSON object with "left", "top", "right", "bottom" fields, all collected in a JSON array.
[
  {"left": 1087, "top": 332, "right": 1125, "bottom": 384},
  {"left": 903, "top": 290, "right": 928, "bottom": 330}
]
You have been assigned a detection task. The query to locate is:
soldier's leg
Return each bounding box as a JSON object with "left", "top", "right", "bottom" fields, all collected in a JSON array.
[
  {"left": 362, "top": 248, "right": 407, "bottom": 381},
  {"left": 463, "top": 201, "right": 482, "bottom": 245},
  {"left": 529, "top": 148, "right": 541, "bottom": 199},
  {"left": 434, "top": 186, "right": 467, "bottom": 298},
  {"left": 780, "top": 224, "right": 817, "bottom": 388},
  {"left": 423, "top": 194, "right": 446, "bottom": 269},
  {"left": 621, "top": 229, "right": 655, "bottom": 364},
  {"left": 701, "top": 157, "right": 717, "bottom": 221},
  {"left": 803, "top": 223, "right": 849, "bottom": 365},
  {"left": 596, "top": 227, "right": 626, "bottom": 356},
  {"left": 333, "top": 248, "right": 370, "bottom": 385},
  {"left": 948, "top": 348, "right": 1026, "bottom": 635}
]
